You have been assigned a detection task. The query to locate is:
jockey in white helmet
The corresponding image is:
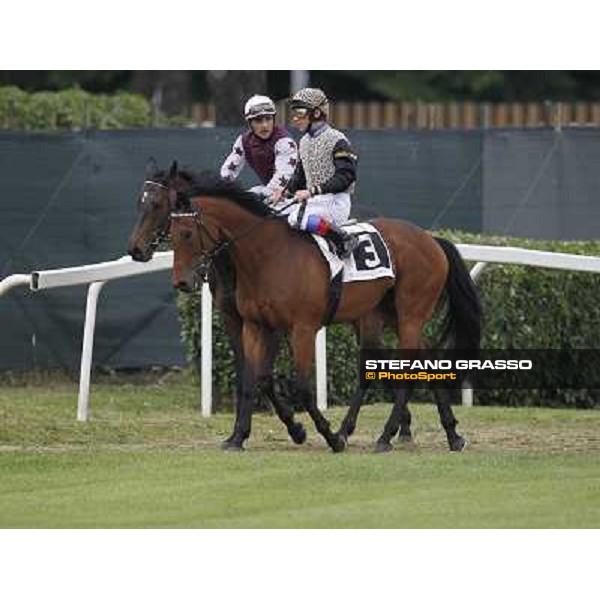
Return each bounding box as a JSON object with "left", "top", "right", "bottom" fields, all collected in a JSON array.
[
  {"left": 275, "top": 87, "right": 358, "bottom": 259},
  {"left": 220, "top": 94, "right": 298, "bottom": 201}
]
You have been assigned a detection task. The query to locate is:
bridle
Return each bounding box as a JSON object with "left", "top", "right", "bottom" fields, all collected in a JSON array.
[
  {"left": 138, "top": 180, "right": 171, "bottom": 251},
  {"left": 141, "top": 179, "right": 191, "bottom": 252},
  {"left": 171, "top": 210, "right": 229, "bottom": 283}
]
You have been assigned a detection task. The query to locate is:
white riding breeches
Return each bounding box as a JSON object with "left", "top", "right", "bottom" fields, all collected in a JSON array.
[{"left": 287, "top": 192, "right": 351, "bottom": 229}]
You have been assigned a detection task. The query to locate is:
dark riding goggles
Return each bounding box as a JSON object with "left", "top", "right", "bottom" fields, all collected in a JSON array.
[{"left": 290, "top": 106, "right": 310, "bottom": 119}]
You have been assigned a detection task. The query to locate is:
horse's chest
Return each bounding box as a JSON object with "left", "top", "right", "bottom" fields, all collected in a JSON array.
[{"left": 237, "top": 294, "right": 281, "bottom": 325}]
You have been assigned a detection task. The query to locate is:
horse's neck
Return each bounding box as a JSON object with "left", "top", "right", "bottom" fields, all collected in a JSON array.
[
  {"left": 211, "top": 250, "right": 236, "bottom": 285},
  {"left": 201, "top": 198, "right": 284, "bottom": 272}
]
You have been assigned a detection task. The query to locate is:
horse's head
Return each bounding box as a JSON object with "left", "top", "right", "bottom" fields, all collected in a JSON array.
[
  {"left": 170, "top": 193, "right": 232, "bottom": 293},
  {"left": 127, "top": 159, "right": 193, "bottom": 262},
  {"left": 170, "top": 211, "right": 207, "bottom": 293}
]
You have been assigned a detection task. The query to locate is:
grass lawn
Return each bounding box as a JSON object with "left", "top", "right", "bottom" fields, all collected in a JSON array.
[{"left": 1, "top": 371, "right": 598, "bottom": 528}]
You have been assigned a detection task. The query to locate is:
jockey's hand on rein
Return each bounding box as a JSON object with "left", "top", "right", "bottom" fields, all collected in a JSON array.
[
  {"left": 270, "top": 189, "right": 283, "bottom": 204},
  {"left": 294, "top": 190, "right": 311, "bottom": 203}
]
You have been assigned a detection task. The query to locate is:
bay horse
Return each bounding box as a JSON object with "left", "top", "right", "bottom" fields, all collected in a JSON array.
[
  {"left": 170, "top": 171, "right": 483, "bottom": 453},
  {"left": 127, "top": 160, "right": 307, "bottom": 447}
]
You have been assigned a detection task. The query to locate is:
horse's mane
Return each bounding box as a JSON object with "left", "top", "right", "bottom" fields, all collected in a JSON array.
[{"left": 186, "top": 170, "right": 274, "bottom": 218}]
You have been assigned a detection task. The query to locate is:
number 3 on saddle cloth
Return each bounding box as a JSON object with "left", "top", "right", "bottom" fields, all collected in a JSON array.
[{"left": 310, "top": 222, "right": 396, "bottom": 326}]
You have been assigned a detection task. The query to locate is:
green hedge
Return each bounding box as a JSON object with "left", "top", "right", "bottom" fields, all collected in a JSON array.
[
  {"left": 176, "top": 238, "right": 600, "bottom": 411},
  {"left": 0, "top": 86, "right": 153, "bottom": 130}
]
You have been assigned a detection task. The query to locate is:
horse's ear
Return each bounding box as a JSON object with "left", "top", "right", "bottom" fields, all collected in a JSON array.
[
  {"left": 146, "top": 157, "right": 158, "bottom": 178},
  {"left": 169, "top": 161, "right": 178, "bottom": 179}
]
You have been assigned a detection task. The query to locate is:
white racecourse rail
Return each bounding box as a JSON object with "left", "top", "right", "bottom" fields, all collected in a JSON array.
[{"left": 2, "top": 245, "right": 600, "bottom": 421}]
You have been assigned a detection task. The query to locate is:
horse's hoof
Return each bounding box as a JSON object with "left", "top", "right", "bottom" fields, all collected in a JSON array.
[
  {"left": 330, "top": 434, "right": 347, "bottom": 454},
  {"left": 289, "top": 423, "right": 307, "bottom": 445},
  {"left": 221, "top": 439, "right": 245, "bottom": 452},
  {"left": 375, "top": 440, "right": 394, "bottom": 453},
  {"left": 449, "top": 436, "right": 467, "bottom": 452}
]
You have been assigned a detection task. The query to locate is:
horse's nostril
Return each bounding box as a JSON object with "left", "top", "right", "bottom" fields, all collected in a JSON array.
[{"left": 129, "top": 247, "right": 148, "bottom": 262}]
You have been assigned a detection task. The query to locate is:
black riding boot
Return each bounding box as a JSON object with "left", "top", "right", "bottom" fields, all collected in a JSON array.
[{"left": 325, "top": 223, "right": 359, "bottom": 259}]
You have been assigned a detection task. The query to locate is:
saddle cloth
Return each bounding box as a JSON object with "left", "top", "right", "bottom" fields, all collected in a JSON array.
[{"left": 312, "top": 222, "right": 395, "bottom": 283}]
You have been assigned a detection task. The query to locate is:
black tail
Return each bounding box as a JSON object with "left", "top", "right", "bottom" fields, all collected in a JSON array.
[{"left": 434, "top": 237, "right": 483, "bottom": 351}]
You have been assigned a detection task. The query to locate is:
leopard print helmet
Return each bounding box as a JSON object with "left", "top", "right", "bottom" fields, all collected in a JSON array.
[{"left": 289, "top": 88, "right": 329, "bottom": 119}]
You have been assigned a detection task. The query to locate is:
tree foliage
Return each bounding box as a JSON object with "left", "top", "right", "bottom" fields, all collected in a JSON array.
[
  {"left": 307, "top": 71, "right": 600, "bottom": 102},
  {"left": 2, "top": 71, "right": 600, "bottom": 105},
  {"left": 206, "top": 71, "right": 267, "bottom": 125},
  {"left": 0, "top": 86, "right": 152, "bottom": 130}
]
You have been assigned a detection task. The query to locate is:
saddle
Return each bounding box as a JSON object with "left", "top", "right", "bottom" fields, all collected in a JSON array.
[
  {"left": 312, "top": 222, "right": 395, "bottom": 284},
  {"left": 310, "top": 222, "right": 395, "bottom": 326}
]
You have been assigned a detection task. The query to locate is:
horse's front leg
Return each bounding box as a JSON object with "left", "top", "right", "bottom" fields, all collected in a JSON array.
[
  {"left": 221, "top": 321, "right": 267, "bottom": 452},
  {"left": 261, "top": 331, "right": 307, "bottom": 445},
  {"left": 218, "top": 307, "right": 244, "bottom": 442},
  {"left": 218, "top": 292, "right": 305, "bottom": 443},
  {"left": 291, "top": 325, "right": 345, "bottom": 453}
]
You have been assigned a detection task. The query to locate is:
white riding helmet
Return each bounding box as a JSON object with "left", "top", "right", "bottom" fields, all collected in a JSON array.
[{"left": 244, "top": 95, "right": 276, "bottom": 121}]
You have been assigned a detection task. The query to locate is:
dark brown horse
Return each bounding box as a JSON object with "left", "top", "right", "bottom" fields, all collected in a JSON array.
[
  {"left": 170, "top": 172, "right": 483, "bottom": 453},
  {"left": 127, "top": 160, "right": 307, "bottom": 447}
]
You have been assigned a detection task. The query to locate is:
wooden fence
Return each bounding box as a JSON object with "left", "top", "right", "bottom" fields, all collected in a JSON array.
[{"left": 191, "top": 100, "right": 600, "bottom": 130}]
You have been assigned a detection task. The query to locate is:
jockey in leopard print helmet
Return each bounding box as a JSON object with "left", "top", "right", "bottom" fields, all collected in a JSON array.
[
  {"left": 289, "top": 88, "right": 330, "bottom": 124},
  {"left": 279, "top": 88, "right": 359, "bottom": 259},
  {"left": 220, "top": 95, "right": 298, "bottom": 202}
]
